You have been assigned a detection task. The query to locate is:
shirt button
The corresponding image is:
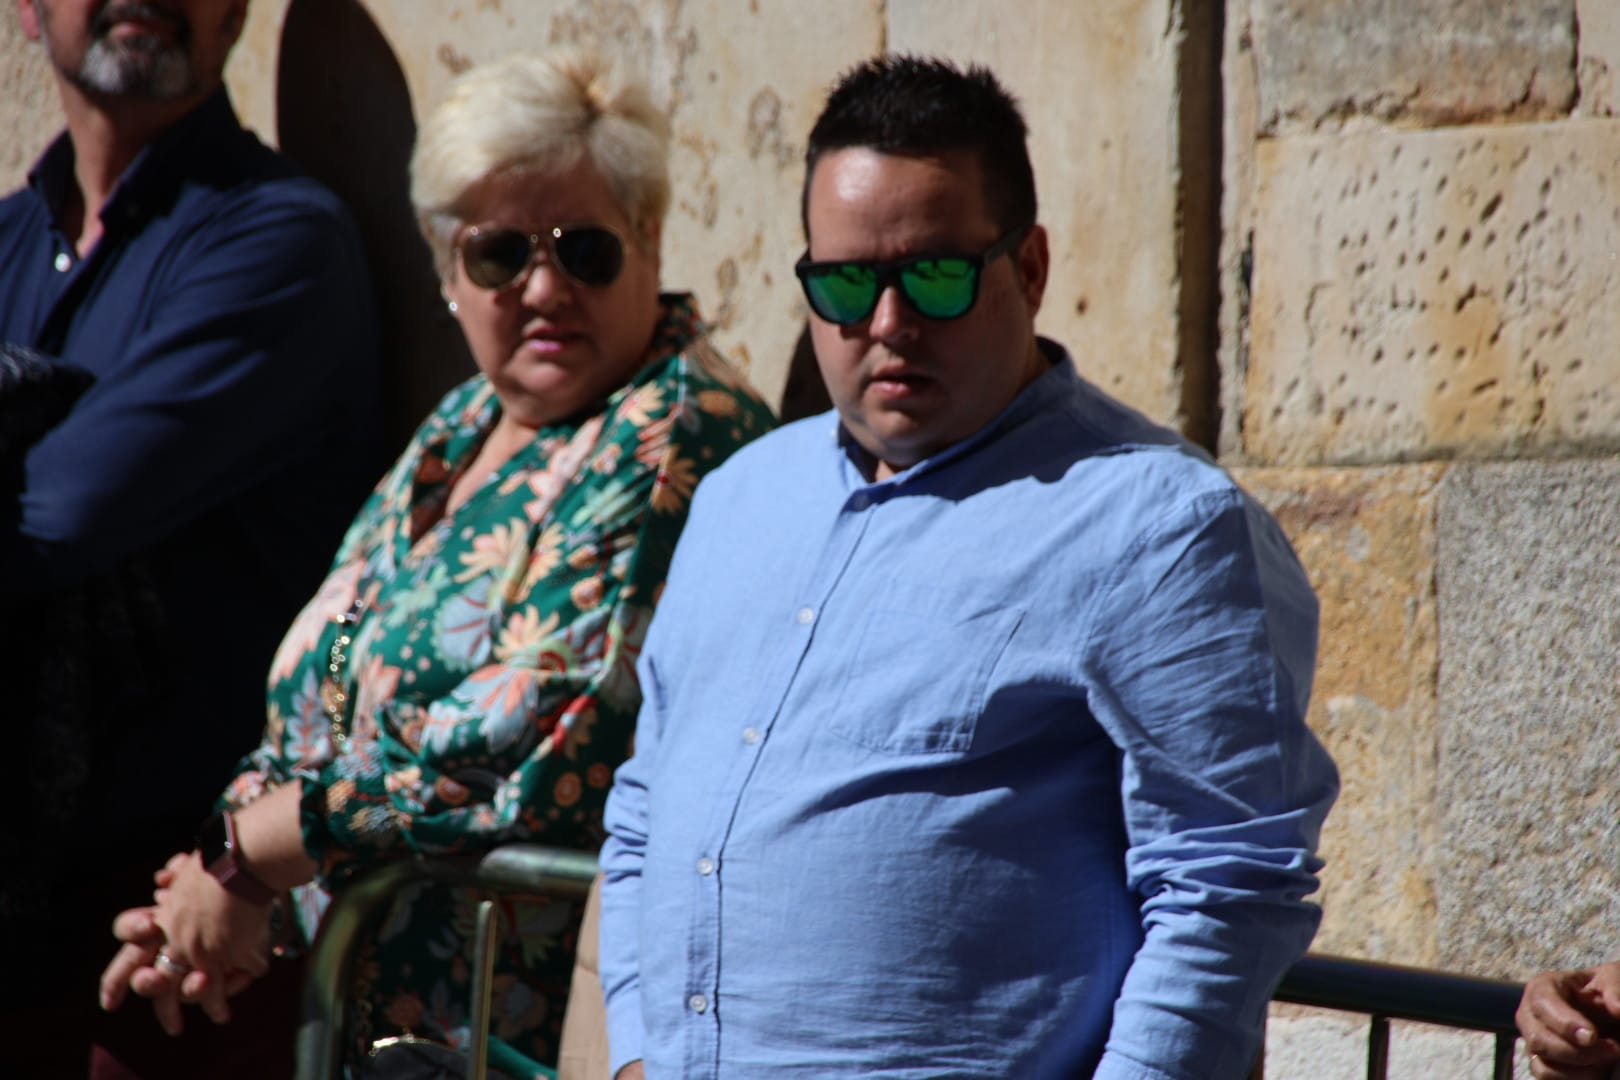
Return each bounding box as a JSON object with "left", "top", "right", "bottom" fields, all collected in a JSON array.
[
  {"left": 696, "top": 857, "right": 715, "bottom": 876},
  {"left": 796, "top": 606, "right": 815, "bottom": 625},
  {"left": 52, "top": 252, "right": 71, "bottom": 272},
  {"left": 741, "top": 726, "right": 761, "bottom": 745},
  {"left": 688, "top": 993, "right": 708, "bottom": 1014}
]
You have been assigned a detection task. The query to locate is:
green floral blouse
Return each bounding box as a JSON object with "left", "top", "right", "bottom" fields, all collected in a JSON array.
[{"left": 223, "top": 295, "right": 774, "bottom": 1072}]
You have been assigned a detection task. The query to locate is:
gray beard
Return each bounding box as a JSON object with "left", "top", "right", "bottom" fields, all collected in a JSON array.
[{"left": 74, "top": 34, "right": 194, "bottom": 99}]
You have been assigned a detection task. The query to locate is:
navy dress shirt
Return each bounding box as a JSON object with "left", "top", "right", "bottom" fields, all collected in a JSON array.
[
  {"left": 0, "top": 89, "right": 382, "bottom": 850},
  {"left": 601, "top": 347, "right": 1339, "bottom": 1079}
]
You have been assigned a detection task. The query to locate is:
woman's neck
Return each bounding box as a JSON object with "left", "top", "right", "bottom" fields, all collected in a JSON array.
[{"left": 445, "top": 410, "right": 538, "bottom": 516}]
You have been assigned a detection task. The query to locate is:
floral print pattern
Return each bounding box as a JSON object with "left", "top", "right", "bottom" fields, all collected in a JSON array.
[{"left": 223, "top": 295, "right": 773, "bottom": 1069}]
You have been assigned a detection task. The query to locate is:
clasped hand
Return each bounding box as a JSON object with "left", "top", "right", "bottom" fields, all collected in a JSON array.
[
  {"left": 1518, "top": 963, "right": 1620, "bottom": 1080},
  {"left": 99, "top": 852, "right": 274, "bottom": 1036}
]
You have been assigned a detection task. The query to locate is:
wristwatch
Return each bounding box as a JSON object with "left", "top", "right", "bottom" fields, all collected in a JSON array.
[{"left": 195, "top": 810, "right": 277, "bottom": 904}]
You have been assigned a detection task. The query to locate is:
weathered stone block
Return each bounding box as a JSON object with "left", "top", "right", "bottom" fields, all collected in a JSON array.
[
  {"left": 1436, "top": 460, "right": 1620, "bottom": 978},
  {"left": 1251, "top": 0, "right": 1576, "bottom": 134},
  {"left": 1238, "top": 465, "right": 1443, "bottom": 964},
  {"left": 1245, "top": 121, "right": 1620, "bottom": 465},
  {"left": 657, "top": 0, "right": 882, "bottom": 408},
  {"left": 889, "top": 0, "right": 1186, "bottom": 427},
  {"left": 1577, "top": 0, "right": 1620, "bottom": 116},
  {"left": 1219, "top": 0, "right": 1263, "bottom": 461},
  {"left": 0, "top": 14, "right": 63, "bottom": 190}
]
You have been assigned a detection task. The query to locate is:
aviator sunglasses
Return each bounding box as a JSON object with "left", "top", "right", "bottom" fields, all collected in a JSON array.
[
  {"left": 458, "top": 223, "right": 626, "bottom": 290},
  {"left": 794, "top": 224, "right": 1029, "bottom": 326}
]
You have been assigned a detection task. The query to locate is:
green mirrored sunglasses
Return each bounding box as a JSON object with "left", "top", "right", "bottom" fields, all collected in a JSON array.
[{"left": 794, "top": 225, "right": 1029, "bottom": 326}]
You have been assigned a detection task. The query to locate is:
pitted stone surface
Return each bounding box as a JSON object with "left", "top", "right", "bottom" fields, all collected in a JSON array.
[
  {"left": 659, "top": 0, "right": 881, "bottom": 405},
  {"left": 890, "top": 0, "right": 1186, "bottom": 426},
  {"left": 1436, "top": 460, "right": 1620, "bottom": 976},
  {"left": 1251, "top": 0, "right": 1576, "bottom": 134},
  {"left": 1219, "top": 0, "right": 1262, "bottom": 459},
  {"left": 1246, "top": 120, "right": 1620, "bottom": 465},
  {"left": 1578, "top": 0, "right": 1620, "bottom": 116},
  {"left": 0, "top": 16, "right": 62, "bottom": 190},
  {"left": 1239, "top": 465, "right": 1443, "bottom": 964}
]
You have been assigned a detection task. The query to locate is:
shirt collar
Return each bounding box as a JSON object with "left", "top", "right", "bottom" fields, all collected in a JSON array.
[
  {"left": 26, "top": 132, "right": 77, "bottom": 226},
  {"left": 26, "top": 87, "right": 241, "bottom": 235},
  {"left": 633, "top": 292, "right": 706, "bottom": 379}
]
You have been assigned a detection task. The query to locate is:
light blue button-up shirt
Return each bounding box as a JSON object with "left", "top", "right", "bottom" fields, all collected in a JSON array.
[{"left": 601, "top": 346, "right": 1338, "bottom": 1079}]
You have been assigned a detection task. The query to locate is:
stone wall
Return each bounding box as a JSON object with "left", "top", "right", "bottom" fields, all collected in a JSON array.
[
  {"left": 1227, "top": 1, "right": 1620, "bottom": 1075},
  {"left": 5, "top": 2, "right": 1619, "bottom": 1077}
]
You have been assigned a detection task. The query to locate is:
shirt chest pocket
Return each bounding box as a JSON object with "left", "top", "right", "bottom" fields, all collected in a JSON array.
[{"left": 826, "top": 604, "right": 1023, "bottom": 755}]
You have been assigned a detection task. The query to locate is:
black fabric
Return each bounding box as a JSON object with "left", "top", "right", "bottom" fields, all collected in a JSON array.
[
  {"left": 0, "top": 346, "right": 174, "bottom": 1003},
  {"left": 0, "top": 91, "right": 381, "bottom": 1016},
  {"left": 0, "top": 344, "right": 93, "bottom": 452}
]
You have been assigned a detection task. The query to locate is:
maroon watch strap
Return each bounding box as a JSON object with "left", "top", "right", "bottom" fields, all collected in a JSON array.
[{"left": 196, "top": 811, "right": 277, "bottom": 904}]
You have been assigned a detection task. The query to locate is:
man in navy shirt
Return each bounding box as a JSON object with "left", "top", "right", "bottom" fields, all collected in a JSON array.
[
  {"left": 0, "top": 2, "right": 380, "bottom": 1075},
  {"left": 600, "top": 56, "right": 1337, "bottom": 1079}
]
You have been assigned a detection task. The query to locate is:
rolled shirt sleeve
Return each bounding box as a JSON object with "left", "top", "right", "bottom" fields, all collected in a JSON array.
[{"left": 1086, "top": 490, "right": 1338, "bottom": 1079}]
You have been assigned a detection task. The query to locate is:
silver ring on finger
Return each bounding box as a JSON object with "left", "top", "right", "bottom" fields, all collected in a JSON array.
[{"left": 154, "top": 953, "right": 191, "bottom": 978}]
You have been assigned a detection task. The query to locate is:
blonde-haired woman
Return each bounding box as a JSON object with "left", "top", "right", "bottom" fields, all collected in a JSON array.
[{"left": 99, "top": 49, "right": 774, "bottom": 1075}]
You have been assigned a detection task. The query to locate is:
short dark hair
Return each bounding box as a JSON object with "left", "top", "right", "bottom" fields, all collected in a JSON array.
[{"left": 802, "top": 54, "right": 1037, "bottom": 236}]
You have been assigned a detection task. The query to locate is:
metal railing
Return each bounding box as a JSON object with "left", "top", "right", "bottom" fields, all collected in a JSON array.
[
  {"left": 293, "top": 844, "right": 598, "bottom": 1080},
  {"left": 1256, "top": 953, "right": 1524, "bottom": 1080},
  {"left": 295, "top": 847, "right": 1527, "bottom": 1080}
]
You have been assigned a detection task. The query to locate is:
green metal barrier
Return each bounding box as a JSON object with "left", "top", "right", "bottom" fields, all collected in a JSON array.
[
  {"left": 296, "top": 848, "right": 1526, "bottom": 1080},
  {"left": 1258, "top": 953, "right": 1524, "bottom": 1079},
  {"left": 294, "top": 844, "right": 598, "bottom": 1080}
]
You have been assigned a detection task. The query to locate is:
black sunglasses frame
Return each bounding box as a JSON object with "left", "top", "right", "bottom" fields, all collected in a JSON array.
[
  {"left": 456, "top": 223, "right": 627, "bottom": 291},
  {"left": 794, "top": 224, "right": 1031, "bottom": 326}
]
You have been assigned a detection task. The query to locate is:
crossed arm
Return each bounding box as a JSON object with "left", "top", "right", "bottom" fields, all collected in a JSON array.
[{"left": 3, "top": 190, "right": 375, "bottom": 591}]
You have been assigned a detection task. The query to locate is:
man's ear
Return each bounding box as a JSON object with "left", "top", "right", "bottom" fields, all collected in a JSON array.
[
  {"left": 18, "top": 0, "right": 43, "bottom": 43},
  {"left": 1016, "top": 224, "right": 1050, "bottom": 318}
]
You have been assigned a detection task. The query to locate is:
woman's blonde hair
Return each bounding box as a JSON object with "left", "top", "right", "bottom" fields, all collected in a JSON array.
[{"left": 410, "top": 49, "right": 671, "bottom": 276}]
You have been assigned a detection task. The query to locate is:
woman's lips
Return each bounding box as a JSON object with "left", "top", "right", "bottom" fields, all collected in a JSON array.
[{"left": 523, "top": 331, "right": 583, "bottom": 355}]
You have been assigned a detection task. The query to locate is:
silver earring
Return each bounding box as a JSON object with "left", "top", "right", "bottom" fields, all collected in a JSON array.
[{"left": 446, "top": 299, "right": 458, "bottom": 314}]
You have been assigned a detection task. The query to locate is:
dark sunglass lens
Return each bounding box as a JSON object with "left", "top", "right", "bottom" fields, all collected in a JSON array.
[
  {"left": 804, "top": 263, "right": 879, "bottom": 325},
  {"left": 462, "top": 229, "right": 534, "bottom": 289},
  {"left": 554, "top": 227, "right": 625, "bottom": 287},
  {"left": 901, "top": 257, "right": 977, "bottom": 319}
]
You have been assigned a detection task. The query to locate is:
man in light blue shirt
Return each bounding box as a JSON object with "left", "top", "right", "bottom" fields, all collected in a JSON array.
[{"left": 600, "top": 55, "right": 1338, "bottom": 1080}]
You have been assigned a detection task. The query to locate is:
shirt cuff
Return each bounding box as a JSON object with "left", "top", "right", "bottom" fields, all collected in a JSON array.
[
  {"left": 295, "top": 767, "right": 340, "bottom": 868},
  {"left": 1092, "top": 1050, "right": 1186, "bottom": 1080},
  {"left": 605, "top": 988, "right": 645, "bottom": 1079}
]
